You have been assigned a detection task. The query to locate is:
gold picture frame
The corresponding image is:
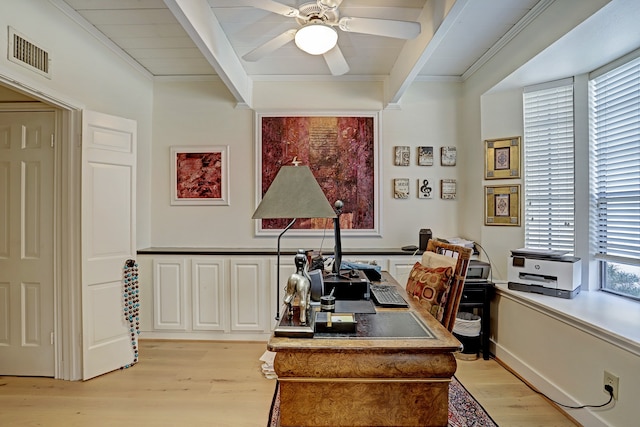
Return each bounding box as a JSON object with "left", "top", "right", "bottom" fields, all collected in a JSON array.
[
  {"left": 485, "top": 137, "right": 521, "bottom": 179},
  {"left": 485, "top": 185, "right": 520, "bottom": 226}
]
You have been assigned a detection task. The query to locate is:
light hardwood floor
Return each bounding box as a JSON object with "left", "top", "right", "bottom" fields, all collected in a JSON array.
[{"left": 0, "top": 340, "right": 577, "bottom": 427}]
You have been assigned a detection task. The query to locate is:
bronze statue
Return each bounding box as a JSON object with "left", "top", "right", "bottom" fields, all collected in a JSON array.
[{"left": 284, "top": 250, "right": 312, "bottom": 325}]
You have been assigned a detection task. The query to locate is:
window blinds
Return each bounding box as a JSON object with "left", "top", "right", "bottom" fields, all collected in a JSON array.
[
  {"left": 591, "top": 56, "right": 640, "bottom": 264},
  {"left": 523, "top": 80, "right": 575, "bottom": 252}
]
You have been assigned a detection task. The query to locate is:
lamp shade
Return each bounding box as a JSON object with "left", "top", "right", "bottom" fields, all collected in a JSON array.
[
  {"left": 294, "top": 22, "right": 338, "bottom": 55},
  {"left": 252, "top": 165, "right": 337, "bottom": 220}
]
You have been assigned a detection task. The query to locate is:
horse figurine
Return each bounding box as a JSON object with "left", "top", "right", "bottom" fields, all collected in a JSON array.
[{"left": 284, "top": 250, "right": 312, "bottom": 325}]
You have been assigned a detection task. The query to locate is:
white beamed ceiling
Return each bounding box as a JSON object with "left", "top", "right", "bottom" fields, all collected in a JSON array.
[{"left": 57, "top": 0, "right": 542, "bottom": 105}]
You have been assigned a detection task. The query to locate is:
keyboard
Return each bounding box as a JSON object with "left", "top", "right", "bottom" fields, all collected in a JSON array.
[{"left": 370, "top": 285, "right": 409, "bottom": 307}]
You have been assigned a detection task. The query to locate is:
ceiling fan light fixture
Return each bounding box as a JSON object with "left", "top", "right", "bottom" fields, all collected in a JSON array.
[{"left": 295, "top": 22, "right": 338, "bottom": 55}]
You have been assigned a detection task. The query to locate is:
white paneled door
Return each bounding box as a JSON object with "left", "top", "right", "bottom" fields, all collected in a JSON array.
[
  {"left": 0, "top": 110, "right": 55, "bottom": 376},
  {"left": 81, "top": 110, "right": 137, "bottom": 380}
]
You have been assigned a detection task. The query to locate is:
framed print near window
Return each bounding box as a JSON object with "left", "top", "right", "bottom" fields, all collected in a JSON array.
[
  {"left": 485, "top": 185, "right": 520, "bottom": 226},
  {"left": 171, "top": 146, "right": 229, "bottom": 206},
  {"left": 485, "top": 137, "right": 520, "bottom": 179},
  {"left": 256, "top": 112, "right": 380, "bottom": 236}
]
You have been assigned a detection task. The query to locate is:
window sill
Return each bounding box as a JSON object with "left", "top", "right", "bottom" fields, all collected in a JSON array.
[{"left": 495, "top": 282, "right": 640, "bottom": 356}]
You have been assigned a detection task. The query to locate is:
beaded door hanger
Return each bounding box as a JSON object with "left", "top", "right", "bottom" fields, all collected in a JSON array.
[{"left": 122, "top": 259, "right": 140, "bottom": 369}]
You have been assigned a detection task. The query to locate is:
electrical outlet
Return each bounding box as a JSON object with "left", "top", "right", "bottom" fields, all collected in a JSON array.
[{"left": 603, "top": 370, "right": 619, "bottom": 400}]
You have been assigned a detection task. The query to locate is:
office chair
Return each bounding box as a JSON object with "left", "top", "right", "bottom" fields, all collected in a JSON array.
[{"left": 407, "top": 240, "right": 472, "bottom": 332}]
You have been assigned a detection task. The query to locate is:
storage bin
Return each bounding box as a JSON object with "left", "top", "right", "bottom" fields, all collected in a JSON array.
[{"left": 453, "top": 311, "right": 481, "bottom": 360}]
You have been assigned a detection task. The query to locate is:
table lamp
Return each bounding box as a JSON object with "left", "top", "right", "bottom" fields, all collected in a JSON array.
[{"left": 252, "top": 162, "right": 336, "bottom": 320}]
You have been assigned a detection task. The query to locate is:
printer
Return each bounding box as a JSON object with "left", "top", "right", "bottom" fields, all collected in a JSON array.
[
  {"left": 507, "top": 248, "right": 581, "bottom": 299},
  {"left": 466, "top": 260, "right": 491, "bottom": 282}
]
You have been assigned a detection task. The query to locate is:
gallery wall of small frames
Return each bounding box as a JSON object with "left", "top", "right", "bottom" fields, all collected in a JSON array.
[{"left": 392, "top": 145, "right": 457, "bottom": 200}]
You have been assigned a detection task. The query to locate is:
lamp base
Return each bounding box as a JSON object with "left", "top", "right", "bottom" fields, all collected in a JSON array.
[{"left": 273, "top": 305, "right": 316, "bottom": 338}]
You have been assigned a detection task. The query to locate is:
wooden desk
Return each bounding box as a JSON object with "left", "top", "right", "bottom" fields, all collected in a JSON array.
[{"left": 267, "top": 272, "right": 461, "bottom": 427}]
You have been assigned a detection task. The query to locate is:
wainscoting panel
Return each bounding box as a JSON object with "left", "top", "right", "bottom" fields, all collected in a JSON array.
[
  {"left": 153, "top": 259, "right": 187, "bottom": 330},
  {"left": 191, "top": 258, "right": 226, "bottom": 331},
  {"left": 229, "top": 258, "right": 267, "bottom": 332}
]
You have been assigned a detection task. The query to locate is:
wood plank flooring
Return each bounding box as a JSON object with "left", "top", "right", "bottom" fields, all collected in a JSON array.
[
  {"left": 0, "top": 340, "right": 577, "bottom": 426},
  {"left": 455, "top": 356, "right": 579, "bottom": 426}
]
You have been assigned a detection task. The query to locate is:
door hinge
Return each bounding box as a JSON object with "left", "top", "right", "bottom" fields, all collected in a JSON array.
[
  {"left": 50, "top": 134, "right": 54, "bottom": 148},
  {"left": 50, "top": 331, "right": 54, "bottom": 345}
]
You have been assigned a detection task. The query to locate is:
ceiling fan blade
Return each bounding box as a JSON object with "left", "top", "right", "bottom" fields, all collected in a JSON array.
[
  {"left": 318, "top": 0, "right": 344, "bottom": 11},
  {"left": 338, "top": 17, "right": 421, "bottom": 39},
  {"left": 250, "top": 0, "right": 300, "bottom": 18},
  {"left": 243, "top": 29, "right": 297, "bottom": 62},
  {"left": 323, "top": 45, "right": 349, "bottom": 76}
]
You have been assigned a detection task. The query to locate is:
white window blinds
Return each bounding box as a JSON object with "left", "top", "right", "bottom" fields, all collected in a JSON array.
[
  {"left": 523, "top": 80, "right": 575, "bottom": 252},
  {"left": 591, "top": 56, "right": 640, "bottom": 264}
]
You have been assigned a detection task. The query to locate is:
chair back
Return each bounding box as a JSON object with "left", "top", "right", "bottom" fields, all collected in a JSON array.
[{"left": 425, "top": 239, "right": 472, "bottom": 332}]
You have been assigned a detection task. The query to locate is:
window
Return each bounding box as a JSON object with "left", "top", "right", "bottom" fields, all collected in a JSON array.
[
  {"left": 590, "top": 54, "right": 640, "bottom": 300},
  {"left": 523, "top": 79, "right": 575, "bottom": 253}
]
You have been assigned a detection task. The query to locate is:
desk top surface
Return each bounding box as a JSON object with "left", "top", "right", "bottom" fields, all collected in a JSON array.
[{"left": 267, "top": 272, "right": 461, "bottom": 353}]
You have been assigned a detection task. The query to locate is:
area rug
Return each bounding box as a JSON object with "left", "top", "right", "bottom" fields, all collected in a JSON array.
[{"left": 267, "top": 376, "right": 498, "bottom": 427}]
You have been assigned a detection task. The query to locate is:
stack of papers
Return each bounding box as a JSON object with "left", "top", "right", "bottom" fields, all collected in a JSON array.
[
  {"left": 444, "top": 237, "right": 475, "bottom": 248},
  {"left": 259, "top": 350, "right": 277, "bottom": 379}
]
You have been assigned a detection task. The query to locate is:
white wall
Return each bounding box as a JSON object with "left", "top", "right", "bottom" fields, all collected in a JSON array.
[
  {"left": 459, "top": 0, "right": 612, "bottom": 271},
  {"left": 3, "top": 1, "right": 639, "bottom": 425},
  {"left": 478, "top": 89, "right": 524, "bottom": 281},
  {"left": 0, "top": 0, "right": 154, "bottom": 247},
  {"left": 468, "top": 1, "right": 640, "bottom": 426},
  {"left": 150, "top": 78, "right": 463, "bottom": 250}
]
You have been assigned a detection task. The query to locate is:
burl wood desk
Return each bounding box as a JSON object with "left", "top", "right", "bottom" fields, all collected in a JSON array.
[{"left": 267, "top": 272, "right": 462, "bottom": 427}]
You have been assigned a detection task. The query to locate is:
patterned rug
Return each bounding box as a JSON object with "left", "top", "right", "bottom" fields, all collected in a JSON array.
[{"left": 268, "top": 376, "right": 498, "bottom": 427}]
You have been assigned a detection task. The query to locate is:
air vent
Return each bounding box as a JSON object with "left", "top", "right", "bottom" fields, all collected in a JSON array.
[{"left": 8, "top": 27, "right": 51, "bottom": 78}]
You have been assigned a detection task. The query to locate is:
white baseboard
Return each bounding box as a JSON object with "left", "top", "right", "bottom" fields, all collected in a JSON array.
[{"left": 494, "top": 342, "right": 610, "bottom": 427}]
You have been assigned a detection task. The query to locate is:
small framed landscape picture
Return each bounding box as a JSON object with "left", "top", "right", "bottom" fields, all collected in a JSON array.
[
  {"left": 418, "top": 178, "right": 434, "bottom": 199},
  {"left": 394, "top": 146, "right": 410, "bottom": 166},
  {"left": 417, "top": 146, "right": 434, "bottom": 166},
  {"left": 171, "top": 145, "right": 229, "bottom": 206},
  {"left": 394, "top": 178, "right": 410, "bottom": 199},
  {"left": 441, "top": 146, "right": 457, "bottom": 166}
]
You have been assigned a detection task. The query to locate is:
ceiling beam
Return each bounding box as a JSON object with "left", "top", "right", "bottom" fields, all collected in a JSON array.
[
  {"left": 385, "top": 0, "right": 468, "bottom": 107},
  {"left": 163, "top": 0, "right": 252, "bottom": 108}
]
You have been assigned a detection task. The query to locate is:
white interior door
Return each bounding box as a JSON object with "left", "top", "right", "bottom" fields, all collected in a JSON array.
[
  {"left": 81, "top": 110, "right": 136, "bottom": 380},
  {"left": 0, "top": 110, "right": 55, "bottom": 376}
]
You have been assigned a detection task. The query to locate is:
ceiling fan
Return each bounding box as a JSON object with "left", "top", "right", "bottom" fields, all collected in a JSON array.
[{"left": 242, "top": 0, "right": 422, "bottom": 76}]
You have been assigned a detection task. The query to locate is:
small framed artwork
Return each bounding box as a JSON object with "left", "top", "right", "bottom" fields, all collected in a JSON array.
[
  {"left": 417, "top": 146, "right": 434, "bottom": 166},
  {"left": 418, "top": 178, "right": 434, "bottom": 199},
  {"left": 485, "top": 185, "right": 520, "bottom": 226},
  {"left": 441, "top": 146, "right": 457, "bottom": 166},
  {"left": 440, "top": 179, "right": 456, "bottom": 199},
  {"left": 394, "top": 178, "right": 410, "bottom": 199},
  {"left": 171, "top": 145, "right": 229, "bottom": 205},
  {"left": 394, "top": 146, "right": 410, "bottom": 166},
  {"left": 485, "top": 137, "right": 521, "bottom": 179}
]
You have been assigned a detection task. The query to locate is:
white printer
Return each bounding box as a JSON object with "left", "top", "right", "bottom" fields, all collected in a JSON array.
[{"left": 507, "top": 248, "right": 581, "bottom": 299}]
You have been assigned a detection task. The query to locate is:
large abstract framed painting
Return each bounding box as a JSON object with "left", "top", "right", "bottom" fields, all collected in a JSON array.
[
  {"left": 171, "top": 146, "right": 229, "bottom": 206},
  {"left": 256, "top": 112, "right": 380, "bottom": 236}
]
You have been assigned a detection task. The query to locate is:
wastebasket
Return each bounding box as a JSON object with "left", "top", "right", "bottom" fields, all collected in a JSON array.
[{"left": 452, "top": 311, "right": 481, "bottom": 360}]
